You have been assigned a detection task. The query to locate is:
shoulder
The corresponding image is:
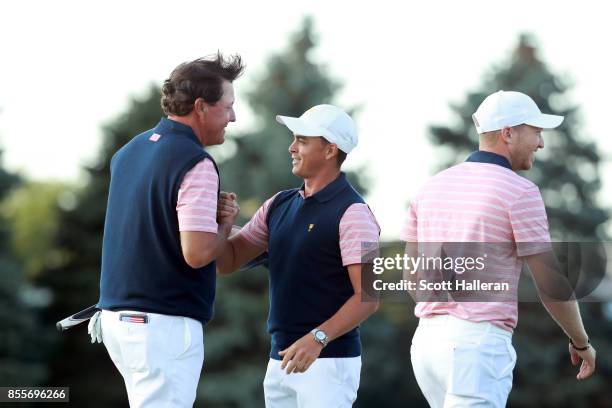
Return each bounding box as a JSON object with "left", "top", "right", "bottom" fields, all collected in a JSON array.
[{"left": 271, "top": 188, "right": 301, "bottom": 205}]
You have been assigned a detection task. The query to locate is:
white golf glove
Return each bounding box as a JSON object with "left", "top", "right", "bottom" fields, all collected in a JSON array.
[{"left": 87, "top": 311, "right": 103, "bottom": 344}]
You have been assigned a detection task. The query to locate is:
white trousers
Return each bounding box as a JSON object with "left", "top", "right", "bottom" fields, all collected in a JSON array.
[
  {"left": 100, "top": 310, "right": 204, "bottom": 408},
  {"left": 263, "top": 357, "right": 361, "bottom": 408},
  {"left": 410, "top": 315, "right": 516, "bottom": 408}
]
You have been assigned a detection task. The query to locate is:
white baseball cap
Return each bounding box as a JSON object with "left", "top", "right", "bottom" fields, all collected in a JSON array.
[
  {"left": 276, "top": 104, "right": 358, "bottom": 153},
  {"left": 472, "top": 90, "right": 564, "bottom": 134}
]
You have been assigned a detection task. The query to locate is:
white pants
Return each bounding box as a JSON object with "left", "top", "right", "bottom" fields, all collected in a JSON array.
[
  {"left": 100, "top": 310, "right": 204, "bottom": 408},
  {"left": 263, "top": 357, "right": 361, "bottom": 408},
  {"left": 410, "top": 315, "right": 516, "bottom": 408}
]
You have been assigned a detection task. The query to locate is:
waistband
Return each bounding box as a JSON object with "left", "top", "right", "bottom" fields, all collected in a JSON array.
[
  {"left": 418, "top": 314, "right": 511, "bottom": 339},
  {"left": 101, "top": 309, "right": 201, "bottom": 327}
]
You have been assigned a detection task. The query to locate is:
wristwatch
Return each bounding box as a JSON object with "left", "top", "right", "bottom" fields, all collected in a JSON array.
[{"left": 311, "top": 328, "right": 328, "bottom": 347}]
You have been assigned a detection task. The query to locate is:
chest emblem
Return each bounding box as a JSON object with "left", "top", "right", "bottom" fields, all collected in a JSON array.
[{"left": 308, "top": 224, "right": 315, "bottom": 232}]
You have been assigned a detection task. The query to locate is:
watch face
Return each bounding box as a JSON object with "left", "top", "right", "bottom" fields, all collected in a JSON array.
[{"left": 315, "top": 331, "right": 326, "bottom": 341}]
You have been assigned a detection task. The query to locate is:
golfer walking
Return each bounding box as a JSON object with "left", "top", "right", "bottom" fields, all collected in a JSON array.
[{"left": 401, "top": 91, "right": 596, "bottom": 407}]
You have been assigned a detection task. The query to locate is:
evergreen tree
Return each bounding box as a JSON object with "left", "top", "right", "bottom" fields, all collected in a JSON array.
[
  {"left": 0, "top": 149, "right": 50, "bottom": 388},
  {"left": 37, "top": 18, "right": 371, "bottom": 407},
  {"left": 203, "top": 17, "right": 368, "bottom": 407},
  {"left": 428, "top": 34, "right": 611, "bottom": 407},
  {"left": 36, "top": 89, "right": 163, "bottom": 406},
  {"left": 429, "top": 34, "right": 608, "bottom": 240}
]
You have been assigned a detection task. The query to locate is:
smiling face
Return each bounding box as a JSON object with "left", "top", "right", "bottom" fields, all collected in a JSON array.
[
  {"left": 195, "top": 79, "right": 236, "bottom": 146},
  {"left": 288, "top": 135, "right": 331, "bottom": 178},
  {"left": 508, "top": 124, "right": 544, "bottom": 171}
]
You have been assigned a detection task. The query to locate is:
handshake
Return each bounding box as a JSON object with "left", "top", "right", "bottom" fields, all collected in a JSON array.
[{"left": 216, "top": 191, "right": 241, "bottom": 232}]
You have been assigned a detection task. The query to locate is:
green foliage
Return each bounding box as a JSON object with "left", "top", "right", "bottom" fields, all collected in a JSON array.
[
  {"left": 429, "top": 34, "right": 609, "bottom": 240},
  {"left": 0, "top": 150, "right": 51, "bottom": 388},
  {"left": 216, "top": 16, "right": 364, "bottom": 223},
  {"left": 36, "top": 18, "right": 371, "bottom": 407},
  {"left": 2, "top": 181, "right": 71, "bottom": 279},
  {"left": 35, "top": 87, "right": 164, "bottom": 406},
  {"left": 427, "top": 34, "right": 611, "bottom": 407},
  {"left": 204, "top": 17, "right": 367, "bottom": 406}
]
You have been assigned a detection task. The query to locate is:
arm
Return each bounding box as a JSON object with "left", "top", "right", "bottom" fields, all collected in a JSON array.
[
  {"left": 280, "top": 263, "right": 380, "bottom": 374},
  {"left": 175, "top": 159, "right": 238, "bottom": 269},
  {"left": 403, "top": 241, "right": 419, "bottom": 302},
  {"left": 180, "top": 192, "right": 239, "bottom": 268},
  {"left": 315, "top": 263, "right": 380, "bottom": 339},
  {"left": 216, "top": 233, "right": 265, "bottom": 274},
  {"left": 216, "top": 194, "right": 277, "bottom": 274},
  {"left": 401, "top": 201, "right": 419, "bottom": 301},
  {"left": 180, "top": 229, "right": 233, "bottom": 269},
  {"left": 280, "top": 203, "right": 381, "bottom": 374},
  {"left": 525, "top": 251, "right": 596, "bottom": 380}
]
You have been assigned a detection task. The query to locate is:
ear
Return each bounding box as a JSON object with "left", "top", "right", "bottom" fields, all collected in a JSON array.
[
  {"left": 325, "top": 143, "right": 338, "bottom": 161},
  {"left": 194, "top": 98, "right": 208, "bottom": 116},
  {"left": 501, "top": 127, "right": 513, "bottom": 145}
]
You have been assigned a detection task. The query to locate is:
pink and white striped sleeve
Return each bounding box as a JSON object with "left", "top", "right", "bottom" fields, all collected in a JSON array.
[
  {"left": 509, "top": 185, "right": 552, "bottom": 257},
  {"left": 176, "top": 158, "right": 218, "bottom": 233},
  {"left": 237, "top": 193, "right": 281, "bottom": 249},
  {"left": 339, "top": 203, "right": 380, "bottom": 266},
  {"left": 400, "top": 201, "right": 418, "bottom": 242}
]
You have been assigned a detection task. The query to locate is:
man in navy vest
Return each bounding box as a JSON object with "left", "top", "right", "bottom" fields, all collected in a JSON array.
[
  {"left": 217, "top": 105, "right": 381, "bottom": 407},
  {"left": 90, "top": 53, "right": 243, "bottom": 407}
]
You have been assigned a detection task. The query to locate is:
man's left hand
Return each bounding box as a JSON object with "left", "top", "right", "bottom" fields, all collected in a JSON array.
[{"left": 278, "top": 333, "right": 323, "bottom": 374}]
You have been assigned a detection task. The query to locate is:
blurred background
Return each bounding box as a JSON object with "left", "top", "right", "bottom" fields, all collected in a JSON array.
[{"left": 1, "top": 1, "right": 611, "bottom": 407}]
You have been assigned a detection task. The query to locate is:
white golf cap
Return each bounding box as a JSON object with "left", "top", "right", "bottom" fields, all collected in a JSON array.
[
  {"left": 276, "top": 104, "right": 358, "bottom": 153},
  {"left": 472, "top": 90, "right": 564, "bottom": 134}
]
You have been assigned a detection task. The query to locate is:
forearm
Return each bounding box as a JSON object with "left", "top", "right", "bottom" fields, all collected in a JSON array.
[
  {"left": 318, "top": 293, "right": 379, "bottom": 342},
  {"left": 200, "top": 223, "right": 233, "bottom": 267},
  {"left": 526, "top": 251, "right": 589, "bottom": 345},
  {"left": 541, "top": 299, "right": 589, "bottom": 345},
  {"left": 215, "top": 235, "right": 239, "bottom": 274},
  {"left": 216, "top": 228, "right": 266, "bottom": 275}
]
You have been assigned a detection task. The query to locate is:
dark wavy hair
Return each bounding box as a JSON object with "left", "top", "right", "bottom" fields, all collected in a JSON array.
[{"left": 161, "top": 52, "right": 245, "bottom": 116}]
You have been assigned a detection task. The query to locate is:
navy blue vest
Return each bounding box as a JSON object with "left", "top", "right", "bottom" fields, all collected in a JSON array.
[
  {"left": 266, "top": 173, "right": 365, "bottom": 359},
  {"left": 98, "top": 118, "right": 218, "bottom": 325}
]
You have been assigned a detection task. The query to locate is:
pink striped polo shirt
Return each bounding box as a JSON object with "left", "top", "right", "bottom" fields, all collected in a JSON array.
[
  {"left": 400, "top": 156, "right": 551, "bottom": 331},
  {"left": 176, "top": 158, "right": 219, "bottom": 233},
  {"left": 239, "top": 191, "right": 380, "bottom": 266}
]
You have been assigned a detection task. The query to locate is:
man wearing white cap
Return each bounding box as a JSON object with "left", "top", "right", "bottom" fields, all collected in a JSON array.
[
  {"left": 401, "top": 91, "right": 596, "bottom": 407},
  {"left": 217, "top": 104, "right": 380, "bottom": 407}
]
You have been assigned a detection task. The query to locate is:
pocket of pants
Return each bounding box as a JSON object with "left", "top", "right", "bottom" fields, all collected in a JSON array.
[
  {"left": 175, "top": 318, "right": 204, "bottom": 360},
  {"left": 121, "top": 323, "right": 148, "bottom": 372},
  {"left": 494, "top": 340, "right": 517, "bottom": 381},
  {"left": 449, "top": 340, "right": 516, "bottom": 398},
  {"left": 332, "top": 357, "right": 361, "bottom": 391},
  {"left": 449, "top": 345, "right": 484, "bottom": 397}
]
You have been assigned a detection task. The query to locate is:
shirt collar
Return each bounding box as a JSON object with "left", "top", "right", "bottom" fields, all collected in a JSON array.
[
  {"left": 154, "top": 117, "right": 201, "bottom": 146},
  {"left": 465, "top": 151, "right": 512, "bottom": 170},
  {"left": 298, "top": 172, "right": 348, "bottom": 203}
]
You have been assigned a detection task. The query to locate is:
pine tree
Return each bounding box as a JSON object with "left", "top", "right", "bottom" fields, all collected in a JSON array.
[
  {"left": 35, "top": 88, "right": 163, "bottom": 406},
  {"left": 202, "top": 17, "right": 367, "bottom": 407},
  {"left": 0, "top": 149, "right": 50, "bottom": 388},
  {"left": 429, "top": 34, "right": 608, "bottom": 240},
  {"left": 37, "top": 18, "right": 371, "bottom": 407},
  {"left": 428, "top": 34, "right": 611, "bottom": 407}
]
